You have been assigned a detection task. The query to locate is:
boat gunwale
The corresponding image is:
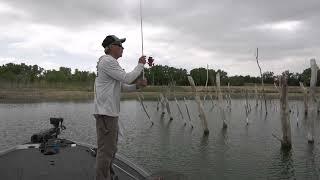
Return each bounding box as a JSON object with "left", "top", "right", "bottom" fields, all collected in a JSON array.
[{"left": 0, "top": 146, "right": 17, "bottom": 156}]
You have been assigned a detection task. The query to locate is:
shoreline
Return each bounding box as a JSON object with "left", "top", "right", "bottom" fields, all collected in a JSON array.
[{"left": 0, "top": 86, "right": 317, "bottom": 103}]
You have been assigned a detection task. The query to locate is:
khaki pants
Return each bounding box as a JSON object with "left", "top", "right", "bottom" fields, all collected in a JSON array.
[{"left": 94, "top": 114, "right": 119, "bottom": 180}]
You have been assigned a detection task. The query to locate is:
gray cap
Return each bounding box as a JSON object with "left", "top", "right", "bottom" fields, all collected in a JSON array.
[{"left": 102, "top": 35, "right": 126, "bottom": 48}]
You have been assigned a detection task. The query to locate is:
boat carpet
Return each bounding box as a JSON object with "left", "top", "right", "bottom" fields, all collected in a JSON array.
[{"left": 0, "top": 144, "right": 145, "bottom": 180}]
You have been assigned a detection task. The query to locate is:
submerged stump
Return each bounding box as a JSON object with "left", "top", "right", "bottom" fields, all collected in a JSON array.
[
  {"left": 216, "top": 73, "right": 227, "bottom": 129},
  {"left": 279, "top": 75, "right": 292, "bottom": 149}
]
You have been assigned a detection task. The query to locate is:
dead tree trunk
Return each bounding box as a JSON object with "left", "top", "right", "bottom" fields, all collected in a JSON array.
[
  {"left": 205, "top": 64, "right": 209, "bottom": 91},
  {"left": 245, "top": 89, "right": 249, "bottom": 125},
  {"left": 159, "top": 93, "right": 166, "bottom": 115},
  {"left": 187, "top": 76, "right": 209, "bottom": 135},
  {"left": 255, "top": 84, "right": 258, "bottom": 107},
  {"left": 279, "top": 75, "right": 292, "bottom": 149},
  {"left": 307, "top": 59, "right": 318, "bottom": 144},
  {"left": 227, "top": 82, "right": 232, "bottom": 111},
  {"left": 137, "top": 94, "right": 154, "bottom": 125},
  {"left": 299, "top": 82, "right": 308, "bottom": 116},
  {"left": 216, "top": 73, "right": 227, "bottom": 129},
  {"left": 256, "top": 48, "right": 267, "bottom": 114},
  {"left": 175, "top": 97, "right": 186, "bottom": 126},
  {"left": 183, "top": 97, "right": 193, "bottom": 128},
  {"left": 165, "top": 96, "right": 173, "bottom": 121}
]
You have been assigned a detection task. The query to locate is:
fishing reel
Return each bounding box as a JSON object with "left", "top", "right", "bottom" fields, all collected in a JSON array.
[{"left": 147, "top": 56, "right": 154, "bottom": 66}]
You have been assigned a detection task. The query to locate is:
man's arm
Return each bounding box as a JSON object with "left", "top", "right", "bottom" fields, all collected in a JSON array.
[
  {"left": 121, "top": 79, "right": 147, "bottom": 92},
  {"left": 121, "top": 84, "right": 137, "bottom": 92},
  {"left": 100, "top": 58, "right": 143, "bottom": 84}
]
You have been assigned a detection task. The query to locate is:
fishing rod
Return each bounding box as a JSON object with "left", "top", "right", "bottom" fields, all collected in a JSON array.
[
  {"left": 140, "top": 0, "right": 155, "bottom": 78},
  {"left": 138, "top": 0, "right": 155, "bottom": 126},
  {"left": 140, "top": 0, "right": 145, "bottom": 79}
]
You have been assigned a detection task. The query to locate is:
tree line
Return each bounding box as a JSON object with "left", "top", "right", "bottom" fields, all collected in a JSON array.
[
  {"left": 0, "top": 63, "right": 318, "bottom": 88},
  {"left": 0, "top": 63, "right": 96, "bottom": 89},
  {"left": 145, "top": 65, "right": 318, "bottom": 86}
]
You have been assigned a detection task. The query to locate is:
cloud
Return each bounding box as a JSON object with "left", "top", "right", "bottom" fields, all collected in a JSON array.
[
  {"left": 256, "top": 21, "right": 302, "bottom": 32},
  {"left": 0, "top": 0, "right": 320, "bottom": 76}
]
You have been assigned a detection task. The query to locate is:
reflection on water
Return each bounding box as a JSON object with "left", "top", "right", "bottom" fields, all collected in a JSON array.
[
  {"left": 268, "top": 148, "right": 295, "bottom": 179},
  {"left": 1, "top": 99, "right": 320, "bottom": 179},
  {"left": 280, "top": 149, "right": 295, "bottom": 179},
  {"left": 200, "top": 134, "right": 209, "bottom": 150}
]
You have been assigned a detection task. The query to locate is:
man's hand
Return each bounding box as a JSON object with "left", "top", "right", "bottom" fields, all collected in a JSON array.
[
  {"left": 138, "top": 56, "right": 146, "bottom": 64},
  {"left": 136, "top": 79, "right": 147, "bottom": 89}
]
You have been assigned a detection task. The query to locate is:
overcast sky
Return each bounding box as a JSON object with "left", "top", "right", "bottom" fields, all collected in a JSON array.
[{"left": 0, "top": 0, "right": 319, "bottom": 76}]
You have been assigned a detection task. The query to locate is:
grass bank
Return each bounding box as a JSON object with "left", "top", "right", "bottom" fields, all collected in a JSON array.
[{"left": 0, "top": 85, "right": 319, "bottom": 102}]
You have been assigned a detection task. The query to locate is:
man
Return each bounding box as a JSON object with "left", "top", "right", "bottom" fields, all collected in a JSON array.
[{"left": 94, "top": 35, "right": 147, "bottom": 180}]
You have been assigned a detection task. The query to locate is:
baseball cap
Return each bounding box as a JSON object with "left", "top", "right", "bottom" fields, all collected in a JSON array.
[{"left": 102, "top": 35, "right": 126, "bottom": 48}]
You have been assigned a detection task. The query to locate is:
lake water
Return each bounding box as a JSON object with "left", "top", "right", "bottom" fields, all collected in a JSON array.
[{"left": 1, "top": 99, "right": 320, "bottom": 179}]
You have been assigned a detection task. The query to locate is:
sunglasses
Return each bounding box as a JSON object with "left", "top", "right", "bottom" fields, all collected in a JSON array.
[{"left": 112, "top": 43, "right": 124, "bottom": 49}]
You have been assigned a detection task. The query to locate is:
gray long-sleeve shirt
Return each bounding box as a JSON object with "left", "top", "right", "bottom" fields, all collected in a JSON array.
[{"left": 94, "top": 54, "right": 144, "bottom": 116}]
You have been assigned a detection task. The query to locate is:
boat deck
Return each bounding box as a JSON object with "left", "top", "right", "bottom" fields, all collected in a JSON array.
[{"left": 0, "top": 141, "right": 149, "bottom": 180}]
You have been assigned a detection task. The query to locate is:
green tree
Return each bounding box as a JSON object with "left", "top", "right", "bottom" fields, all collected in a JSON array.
[{"left": 262, "top": 71, "right": 274, "bottom": 84}]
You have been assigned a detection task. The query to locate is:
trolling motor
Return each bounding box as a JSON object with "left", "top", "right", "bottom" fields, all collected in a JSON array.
[{"left": 31, "top": 117, "right": 66, "bottom": 143}]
